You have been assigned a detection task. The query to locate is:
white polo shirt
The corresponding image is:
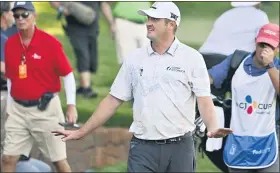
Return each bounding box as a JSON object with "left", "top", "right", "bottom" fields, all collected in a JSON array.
[
  {"left": 110, "top": 38, "right": 211, "bottom": 140},
  {"left": 199, "top": 7, "right": 269, "bottom": 56}
]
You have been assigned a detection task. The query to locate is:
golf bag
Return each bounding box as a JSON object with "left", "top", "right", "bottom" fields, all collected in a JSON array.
[
  {"left": 202, "top": 50, "right": 250, "bottom": 98},
  {"left": 194, "top": 97, "right": 232, "bottom": 173},
  {"left": 194, "top": 50, "right": 250, "bottom": 172}
]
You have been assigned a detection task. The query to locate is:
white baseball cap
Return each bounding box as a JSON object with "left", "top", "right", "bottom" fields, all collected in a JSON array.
[
  {"left": 138, "top": 2, "right": 181, "bottom": 26},
  {"left": 231, "top": 1, "right": 261, "bottom": 7}
]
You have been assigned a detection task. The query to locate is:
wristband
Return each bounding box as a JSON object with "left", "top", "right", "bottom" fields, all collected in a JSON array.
[
  {"left": 58, "top": 6, "right": 65, "bottom": 13},
  {"left": 266, "top": 62, "right": 275, "bottom": 69}
]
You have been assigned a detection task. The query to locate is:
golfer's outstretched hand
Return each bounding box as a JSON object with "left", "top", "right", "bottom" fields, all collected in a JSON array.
[
  {"left": 207, "top": 128, "right": 233, "bottom": 138},
  {"left": 52, "top": 129, "right": 83, "bottom": 142}
]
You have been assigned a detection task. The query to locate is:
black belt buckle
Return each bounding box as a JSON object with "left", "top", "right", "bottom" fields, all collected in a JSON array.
[
  {"left": 170, "top": 137, "right": 182, "bottom": 143},
  {"left": 155, "top": 136, "right": 182, "bottom": 144}
]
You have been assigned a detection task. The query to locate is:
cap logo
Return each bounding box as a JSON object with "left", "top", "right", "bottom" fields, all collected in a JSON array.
[
  {"left": 17, "top": 2, "right": 26, "bottom": 5},
  {"left": 264, "top": 29, "right": 276, "bottom": 36},
  {"left": 170, "top": 13, "right": 178, "bottom": 21}
]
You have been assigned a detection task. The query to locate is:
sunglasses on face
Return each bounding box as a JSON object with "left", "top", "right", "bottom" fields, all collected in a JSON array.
[{"left": 13, "top": 11, "right": 30, "bottom": 19}]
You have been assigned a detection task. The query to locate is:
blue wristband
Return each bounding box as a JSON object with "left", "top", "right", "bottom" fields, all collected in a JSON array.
[{"left": 58, "top": 6, "right": 65, "bottom": 13}]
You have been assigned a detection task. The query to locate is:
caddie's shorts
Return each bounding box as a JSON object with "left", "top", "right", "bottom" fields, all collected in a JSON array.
[
  {"left": 3, "top": 95, "right": 67, "bottom": 162},
  {"left": 67, "top": 29, "right": 98, "bottom": 73}
]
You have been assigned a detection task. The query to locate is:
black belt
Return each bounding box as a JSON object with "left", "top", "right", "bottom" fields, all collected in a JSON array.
[
  {"left": 133, "top": 132, "right": 193, "bottom": 145},
  {"left": 14, "top": 99, "right": 40, "bottom": 107}
]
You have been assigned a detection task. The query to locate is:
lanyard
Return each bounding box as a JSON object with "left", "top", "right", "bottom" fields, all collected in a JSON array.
[
  {"left": 21, "top": 54, "right": 26, "bottom": 65},
  {"left": 18, "top": 32, "right": 28, "bottom": 65}
]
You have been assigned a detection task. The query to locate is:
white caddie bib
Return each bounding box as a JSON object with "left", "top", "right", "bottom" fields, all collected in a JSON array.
[{"left": 223, "top": 56, "right": 278, "bottom": 169}]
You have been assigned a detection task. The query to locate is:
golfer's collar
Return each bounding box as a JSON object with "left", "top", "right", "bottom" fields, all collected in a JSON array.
[{"left": 147, "top": 37, "right": 179, "bottom": 56}]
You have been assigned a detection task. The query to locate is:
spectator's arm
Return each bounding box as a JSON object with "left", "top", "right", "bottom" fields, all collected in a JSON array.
[
  {"left": 53, "top": 40, "right": 72, "bottom": 77},
  {"left": 0, "top": 61, "right": 5, "bottom": 73},
  {"left": 49, "top": 2, "right": 61, "bottom": 9},
  {"left": 7, "top": 78, "right": 12, "bottom": 104},
  {"left": 208, "top": 55, "right": 233, "bottom": 88},
  {"left": 101, "top": 2, "right": 115, "bottom": 39},
  {"left": 62, "top": 72, "right": 77, "bottom": 123},
  {"left": 49, "top": 2, "right": 68, "bottom": 16},
  {"left": 62, "top": 72, "right": 76, "bottom": 105},
  {"left": 4, "top": 38, "right": 12, "bottom": 79},
  {"left": 100, "top": 2, "right": 114, "bottom": 25},
  {"left": 267, "top": 59, "right": 280, "bottom": 95},
  {"left": 1, "top": 34, "right": 7, "bottom": 73}
]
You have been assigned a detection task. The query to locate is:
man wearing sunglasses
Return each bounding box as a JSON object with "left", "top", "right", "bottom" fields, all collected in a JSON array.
[
  {"left": 208, "top": 23, "right": 280, "bottom": 172},
  {"left": 1, "top": 1, "right": 77, "bottom": 172},
  {"left": 1, "top": 1, "right": 53, "bottom": 172}
]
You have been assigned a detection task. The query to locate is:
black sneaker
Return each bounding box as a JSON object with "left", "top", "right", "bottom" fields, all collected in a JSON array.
[
  {"left": 83, "top": 87, "right": 98, "bottom": 98},
  {"left": 76, "top": 87, "right": 85, "bottom": 95}
]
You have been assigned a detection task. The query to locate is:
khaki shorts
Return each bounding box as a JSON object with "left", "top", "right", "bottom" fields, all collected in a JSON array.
[{"left": 3, "top": 95, "right": 67, "bottom": 162}]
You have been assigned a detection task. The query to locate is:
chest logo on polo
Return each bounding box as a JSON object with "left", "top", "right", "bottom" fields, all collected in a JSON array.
[
  {"left": 236, "top": 95, "right": 272, "bottom": 115},
  {"left": 166, "top": 66, "right": 185, "bottom": 73},
  {"left": 32, "top": 53, "right": 41, "bottom": 59}
]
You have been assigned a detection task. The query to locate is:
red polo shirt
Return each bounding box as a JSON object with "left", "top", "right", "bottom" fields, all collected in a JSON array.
[{"left": 5, "top": 27, "right": 72, "bottom": 100}]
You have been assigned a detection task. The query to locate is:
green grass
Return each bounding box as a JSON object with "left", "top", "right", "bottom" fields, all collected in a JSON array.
[{"left": 33, "top": 2, "right": 279, "bottom": 172}]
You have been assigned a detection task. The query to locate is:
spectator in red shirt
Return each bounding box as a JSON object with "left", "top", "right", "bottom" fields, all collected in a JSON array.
[{"left": 1, "top": 2, "right": 77, "bottom": 172}]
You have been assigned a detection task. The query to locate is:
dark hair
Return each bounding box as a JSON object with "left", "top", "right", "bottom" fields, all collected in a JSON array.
[{"left": 0, "top": 2, "right": 10, "bottom": 16}]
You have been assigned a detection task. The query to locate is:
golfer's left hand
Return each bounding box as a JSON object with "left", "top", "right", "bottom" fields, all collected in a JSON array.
[{"left": 207, "top": 128, "right": 233, "bottom": 138}]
